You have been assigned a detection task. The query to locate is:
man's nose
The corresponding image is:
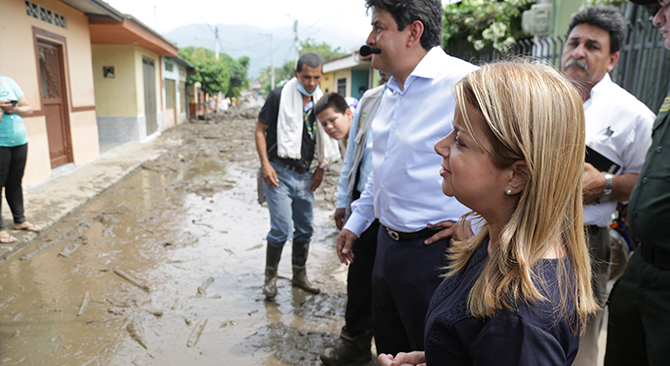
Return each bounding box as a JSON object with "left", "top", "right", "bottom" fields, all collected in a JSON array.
[
  {"left": 653, "top": 8, "right": 665, "bottom": 27},
  {"left": 366, "top": 30, "right": 375, "bottom": 46},
  {"left": 573, "top": 44, "right": 586, "bottom": 58}
]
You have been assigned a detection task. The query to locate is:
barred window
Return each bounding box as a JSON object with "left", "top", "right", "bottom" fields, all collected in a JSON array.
[{"left": 26, "top": 1, "right": 67, "bottom": 29}]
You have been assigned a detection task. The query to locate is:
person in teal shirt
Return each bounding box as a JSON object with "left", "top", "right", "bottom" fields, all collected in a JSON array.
[{"left": 0, "top": 76, "right": 41, "bottom": 243}]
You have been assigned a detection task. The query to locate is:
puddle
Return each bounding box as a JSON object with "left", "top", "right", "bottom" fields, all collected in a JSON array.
[{"left": 0, "top": 119, "right": 365, "bottom": 365}]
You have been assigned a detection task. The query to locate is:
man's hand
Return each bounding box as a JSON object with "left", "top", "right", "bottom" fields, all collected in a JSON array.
[
  {"left": 583, "top": 162, "right": 606, "bottom": 204},
  {"left": 334, "top": 208, "right": 346, "bottom": 231},
  {"left": 378, "top": 351, "right": 426, "bottom": 366},
  {"left": 262, "top": 163, "right": 279, "bottom": 187},
  {"left": 308, "top": 167, "right": 324, "bottom": 193},
  {"left": 424, "top": 219, "right": 473, "bottom": 245},
  {"left": 336, "top": 229, "right": 358, "bottom": 265}
]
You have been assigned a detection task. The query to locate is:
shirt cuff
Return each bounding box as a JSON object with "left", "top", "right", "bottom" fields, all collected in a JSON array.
[{"left": 343, "top": 211, "right": 371, "bottom": 237}]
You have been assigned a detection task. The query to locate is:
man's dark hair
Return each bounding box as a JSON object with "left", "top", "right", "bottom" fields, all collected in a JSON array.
[
  {"left": 365, "top": 0, "right": 443, "bottom": 50},
  {"left": 314, "top": 92, "right": 349, "bottom": 116},
  {"left": 567, "top": 5, "right": 628, "bottom": 54},
  {"left": 296, "top": 53, "right": 323, "bottom": 72}
]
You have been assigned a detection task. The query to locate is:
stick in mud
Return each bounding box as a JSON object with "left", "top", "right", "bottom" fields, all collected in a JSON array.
[
  {"left": 196, "top": 277, "right": 214, "bottom": 296},
  {"left": 186, "top": 318, "right": 208, "bottom": 348},
  {"left": 0, "top": 294, "right": 18, "bottom": 310},
  {"left": 113, "top": 268, "right": 150, "bottom": 293},
  {"left": 59, "top": 236, "right": 87, "bottom": 258},
  {"left": 77, "top": 291, "right": 90, "bottom": 316},
  {"left": 127, "top": 320, "right": 148, "bottom": 349}
]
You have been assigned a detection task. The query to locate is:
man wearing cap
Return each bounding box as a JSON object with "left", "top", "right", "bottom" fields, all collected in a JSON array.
[
  {"left": 605, "top": 1, "right": 670, "bottom": 365},
  {"left": 559, "top": 6, "right": 655, "bottom": 365}
]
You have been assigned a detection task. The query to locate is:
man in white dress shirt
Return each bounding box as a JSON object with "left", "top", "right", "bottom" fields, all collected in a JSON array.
[
  {"left": 560, "top": 6, "right": 655, "bottom": 365},
  {"left": 336, "top": 0, "right": 477, "bottom": 356}
]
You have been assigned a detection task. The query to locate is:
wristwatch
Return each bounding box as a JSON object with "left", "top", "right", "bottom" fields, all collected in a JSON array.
[
  {"left": 598, "top": 173, "right": 613, "bottom": 203},
  {"left": 318, "top": 162, "right": 328, "bottom": 170}
]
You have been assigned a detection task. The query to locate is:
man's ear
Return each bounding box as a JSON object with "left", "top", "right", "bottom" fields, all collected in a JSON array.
[
  {"left": 294, "top": 69, "right": 299, "bottom": 79},
  {"left": 507, "top": 160, "right": 528, "bottom": 194},
  {"left": 345, "top": 108, "right": 353, "bottom": 120},
  {"left": 406, "top": 20, "right": 424, "bottom": 48},
  {"left": 607, "top": 51, "right": 620, "bottom": 72}
]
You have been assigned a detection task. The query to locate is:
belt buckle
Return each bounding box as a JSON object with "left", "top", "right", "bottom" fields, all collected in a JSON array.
[{"left": 385, "top": 227, "right": 400, "bottom": 241}]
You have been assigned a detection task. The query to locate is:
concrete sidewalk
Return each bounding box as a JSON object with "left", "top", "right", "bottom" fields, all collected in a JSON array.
[{"left": 0, "top": 136, "right": 169, "bottom": 263}]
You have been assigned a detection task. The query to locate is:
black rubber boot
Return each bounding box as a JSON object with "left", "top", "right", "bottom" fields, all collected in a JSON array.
[
  {"left": 263, "top": 244, "right": 283, "bottom": 299},
  {"left": 292, "top": 241, "right": 320, "bottom": 294},
  {"left": 320, "top": 333, "right": 373, "bottom": 365}
]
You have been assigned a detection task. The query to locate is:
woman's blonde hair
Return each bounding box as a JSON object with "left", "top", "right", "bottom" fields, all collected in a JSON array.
[{"left": 448, "top": 60, "right": 598, "bottom": 334}]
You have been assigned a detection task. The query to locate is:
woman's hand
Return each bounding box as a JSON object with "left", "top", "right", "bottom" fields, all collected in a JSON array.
[
  {"left": 0, "top": 95, "right": 32, "bottom": 117},
  {"left": 378, "top": 351, "right": 426, "bottom": 366}
]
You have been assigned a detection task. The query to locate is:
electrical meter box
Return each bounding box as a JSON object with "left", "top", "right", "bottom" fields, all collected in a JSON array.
[{"left": 522, "top": 3, "right": 554, "bottom": 37}]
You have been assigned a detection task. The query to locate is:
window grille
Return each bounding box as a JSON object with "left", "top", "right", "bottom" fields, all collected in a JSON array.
[{"left": 26, "top": 1, "right": 67, "bottom": 29}]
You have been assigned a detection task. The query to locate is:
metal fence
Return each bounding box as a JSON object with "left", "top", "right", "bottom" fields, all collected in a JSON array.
[{"left": 454, "top": 4, "right": 670, "bottom": 113}]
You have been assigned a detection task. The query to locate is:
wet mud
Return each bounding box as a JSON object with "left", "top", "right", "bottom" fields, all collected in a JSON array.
[{"left": 0, "top": 115, "right": 378, "bottom": 365}]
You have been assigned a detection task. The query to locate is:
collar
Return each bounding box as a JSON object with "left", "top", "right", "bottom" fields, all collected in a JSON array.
[
  {"left": 587, "top": 73, "right": 613, "bottom": 102},
  {"left": 387, "top": 46, "right": 445, "bottom": 94}
]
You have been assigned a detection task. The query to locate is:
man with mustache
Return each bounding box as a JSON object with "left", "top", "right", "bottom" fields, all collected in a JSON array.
[
  {"left": 604, "top": 1, "right": 670, "bottom": 365},
  {"left": 559, "top": 6, "right": 654, "bottom": 366},
  {"left": 336, "top": 0, "right": 477, "bottom": 357}
]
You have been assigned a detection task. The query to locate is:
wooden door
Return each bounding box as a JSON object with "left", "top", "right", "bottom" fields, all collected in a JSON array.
[
  {"left": 37, "top": 40, "right": 72, "bottom": 168},
  {"left": 142, "top": 57, "right": 157, "bottom": 136}
]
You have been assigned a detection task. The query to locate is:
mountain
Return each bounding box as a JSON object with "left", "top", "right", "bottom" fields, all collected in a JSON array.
[{"left": 164, "top": 23, "right": 366, "bottom": 80}]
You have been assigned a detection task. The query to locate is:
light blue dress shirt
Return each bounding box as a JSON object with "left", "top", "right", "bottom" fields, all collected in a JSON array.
[
  {"left": 344, "top": 47, "right": 478, "bottom": 236},
  {"left": 335, "top": 102, "right": 375, "bottom": 209}
]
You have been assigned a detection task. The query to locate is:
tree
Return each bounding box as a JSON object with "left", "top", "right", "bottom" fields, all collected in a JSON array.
[
  {"left": 258, "top": 60, "right": 295, "bottom": 93},
  {"left": 222, "top": 54, "right": 250, "bottom": 97},
  {"left": 300, "top": 38, "right": 348, "bottom": 62},
  {"left": 178, "top": 47, "right": 251, "bottom": 97},
  {"left": 443, "top": 0, "right": 535, "bottom": 52}
]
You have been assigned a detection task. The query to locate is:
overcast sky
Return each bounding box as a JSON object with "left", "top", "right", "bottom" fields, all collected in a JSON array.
[{"left": 106, "top": 0, "right": 375, "bottom": 39}]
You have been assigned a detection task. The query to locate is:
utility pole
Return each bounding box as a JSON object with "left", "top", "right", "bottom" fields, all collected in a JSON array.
[
  {"left": 260, "top": 33, "right": 275, "bottom": 89},
  {"left": 215, "top": 26, "right": 219, "bottom": 60},
  {"left": 214, "top": 26, "right": 220, "bottom": 114},
  {"left": 153, "top": 5, "right": 157, "bottom": 30},
  {"left": 293, "top": 20, "right": 299, "bottom": 67},
  {"left": 270, "top": 34, "right": 275, "bottom": 89}
]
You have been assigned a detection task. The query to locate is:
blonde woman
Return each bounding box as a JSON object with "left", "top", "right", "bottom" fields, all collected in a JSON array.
[{"left": 378, "top": 61, "right": 598, "bottom": 366}]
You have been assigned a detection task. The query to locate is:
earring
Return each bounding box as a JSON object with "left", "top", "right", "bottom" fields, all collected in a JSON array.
[{"left": 506, "top": 189, "right": 513, "bottom": 195}]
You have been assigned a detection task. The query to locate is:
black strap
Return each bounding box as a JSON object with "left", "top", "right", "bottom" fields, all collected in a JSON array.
[{"left": 640, "top": 243, "right": 670, "bottom": 271}]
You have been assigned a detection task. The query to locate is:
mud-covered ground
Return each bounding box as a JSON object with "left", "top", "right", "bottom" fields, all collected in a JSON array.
[{"left": 0, "top": 103, "right": 379, "bottom": 365}]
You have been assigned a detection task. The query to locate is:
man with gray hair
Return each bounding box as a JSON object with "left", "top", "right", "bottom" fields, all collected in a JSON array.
[{"left": 560, "top": 5, "right": 654, "bottom": 365}]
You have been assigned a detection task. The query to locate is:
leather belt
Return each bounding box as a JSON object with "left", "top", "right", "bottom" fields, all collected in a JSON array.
[
  {"left": 269, "top": 158, "right": 310, "bottom": 174},
  {"left": 383, "top": 225, "right": 444, "bottom": 241},
  {"left": 640, "top": 243, "right": 670, "bottom": 271}
]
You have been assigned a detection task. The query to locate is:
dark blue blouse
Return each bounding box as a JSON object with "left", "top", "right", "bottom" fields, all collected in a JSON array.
[{"left": 424, "top": 241, "right": 580, "bottom": 366}]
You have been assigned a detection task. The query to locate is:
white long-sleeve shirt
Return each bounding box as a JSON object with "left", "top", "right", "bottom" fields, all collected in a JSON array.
[{"left": 344, "top": 47, "right": 478, "bottom": 236}]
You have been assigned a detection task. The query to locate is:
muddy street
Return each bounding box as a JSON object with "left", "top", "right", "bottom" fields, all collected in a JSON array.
[{"left": 0, "top": 115, "right": 376, "bottom": 365}]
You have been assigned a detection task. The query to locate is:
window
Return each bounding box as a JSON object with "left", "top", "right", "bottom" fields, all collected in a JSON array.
[
  {"left": 337, "top": 78, "right": 346, "bottom": 96},
  {"left": 26, "top": 1, "right": 67, "bottom": 29},
  {"left": 166, "top": 62, "right": 174, "bottom": 72}
]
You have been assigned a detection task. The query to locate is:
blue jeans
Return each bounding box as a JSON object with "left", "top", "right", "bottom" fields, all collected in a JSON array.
[{"left": 262, "top": 161, "right": 314, "bottom": 248}]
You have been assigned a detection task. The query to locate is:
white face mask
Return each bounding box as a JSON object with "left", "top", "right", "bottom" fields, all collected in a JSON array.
[{"left": 297, "top": 83, "right": 319, "bottom": 97}]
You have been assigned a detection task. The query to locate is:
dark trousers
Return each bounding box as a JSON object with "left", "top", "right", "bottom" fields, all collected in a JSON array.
[
  {"left": 342, "top": 219, "right": 380, "bottom": 340},
  {"left": 605, "top": 250, "right": 670, "bottom": 366},
  {"left": 0, "top": 144, "right": 27, "bottom": 230},
  {"left": 371, "top": 226, "right": 449, "bottom": 355},
  {"left": 574, "top": 226, "right": 611, "bottom": 366}
]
